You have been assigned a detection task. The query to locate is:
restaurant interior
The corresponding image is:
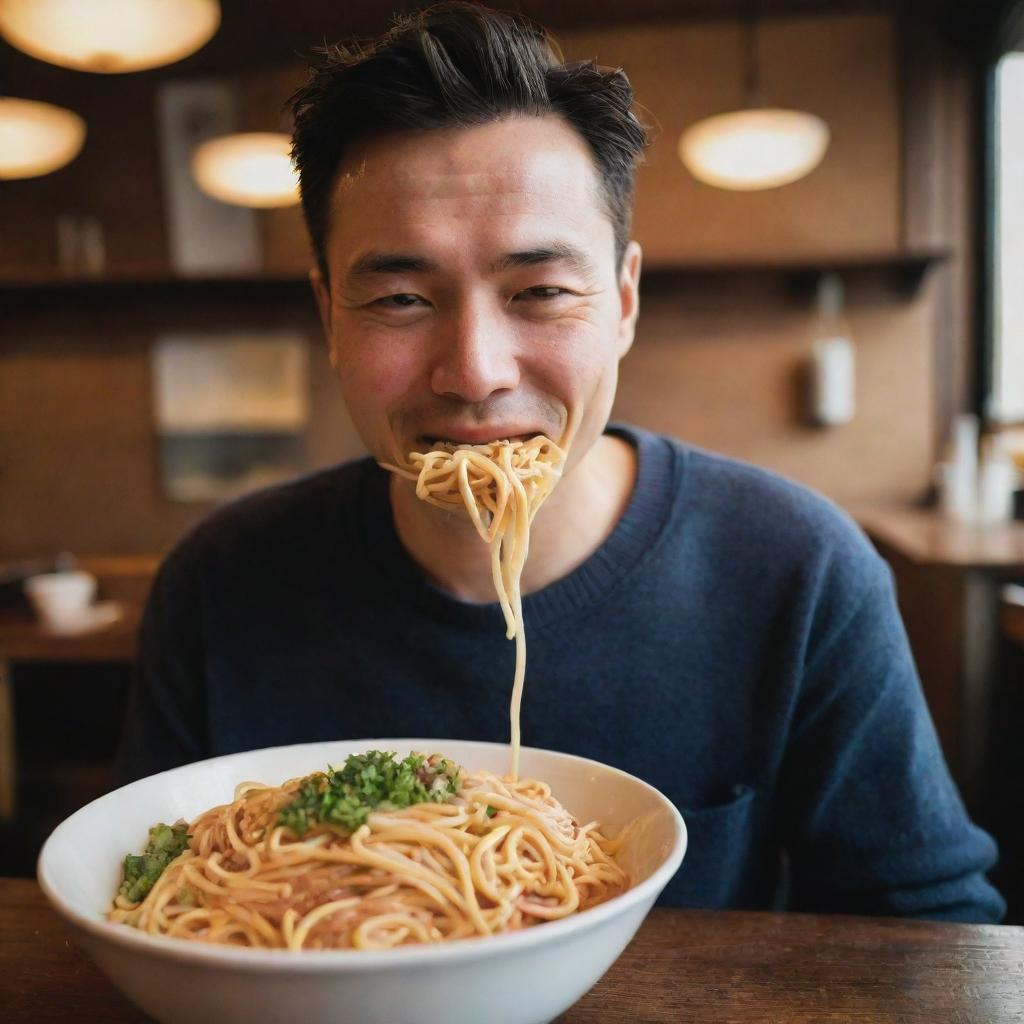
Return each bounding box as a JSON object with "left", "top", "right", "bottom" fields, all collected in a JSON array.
[{"left": 2, "top": 0, "right": 1023, "bottom": 933}]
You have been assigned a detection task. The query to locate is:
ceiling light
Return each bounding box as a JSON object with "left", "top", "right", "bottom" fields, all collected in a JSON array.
[
  {"left": 679, "top": 15, "right": 829, "bottom": 191},
  {"left": 0, "top": 0, "right": 220, "bottom": 74},
  {"left": 0, "top": 96, "right": 85, "bottom": 179},
  {"left": 191, "top": 132, "right": 300, "bottom": 209},
  {"left": 679, "top": 108, "right": 829, "bottom": 191}
]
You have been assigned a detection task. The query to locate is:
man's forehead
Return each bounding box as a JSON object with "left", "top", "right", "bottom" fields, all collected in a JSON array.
[
  {"left": 322, "top": 118, "right": 616, "bottom": 272},
  {"left": 330, "top": 118, "right": 603, "bottom": 215},
  {"left": 349, "top": 166, "right": 580, "bottom": 204}
]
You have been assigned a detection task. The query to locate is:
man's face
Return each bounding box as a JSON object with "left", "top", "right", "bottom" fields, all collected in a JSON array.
[{"left": 311, "top": 115, "right": 641, "bottom": 472}]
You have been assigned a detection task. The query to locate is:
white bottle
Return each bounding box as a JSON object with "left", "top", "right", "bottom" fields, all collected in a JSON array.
[
  {"left": 936, "top": 461, "right": 977, "bottom": 523},
  {"left": 810, "top": 274, "right": 856, "bottom": 427},
  {"left": 811, "top": 335, "right": 856, "bottom": 426},
  {"left": 951, "top": 414, "right": 979, "bottom": 494},
  {"left": 977, "top": 435, "right": 1018, "bottom": 524},
  {"left": 936, "top": 414, "right": 980, "bottom": 524}
]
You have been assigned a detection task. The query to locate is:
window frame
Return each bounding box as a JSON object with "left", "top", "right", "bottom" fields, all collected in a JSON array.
[{"left": 981, "top": 1, "right": 1024, "bottom": 425}]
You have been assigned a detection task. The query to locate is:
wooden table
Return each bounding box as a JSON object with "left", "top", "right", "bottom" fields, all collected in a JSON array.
[
  {"left": 1004, "top": 586, "right": 1024, "bottom": 650},
  {"left": 852, "top": 507, "right": 1024, "bottom": 802},
  {"left": 0, "top": 556, "right": 155, "bottom": 823},
  {"left": 3, "top": 878, "right": 1023, "bottom": 1023}
]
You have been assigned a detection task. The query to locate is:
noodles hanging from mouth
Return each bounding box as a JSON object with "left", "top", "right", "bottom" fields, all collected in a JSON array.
[
  {"left": 382, "top": 435, "right": 567, "bottom": 779},
  {"left": 109, "top": 757, "right": 630, "bottom": 951}
]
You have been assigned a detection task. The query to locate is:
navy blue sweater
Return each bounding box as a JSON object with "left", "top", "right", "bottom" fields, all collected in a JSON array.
[{"left": 117, "top": 425, "right": 1005, "bottom": 921}]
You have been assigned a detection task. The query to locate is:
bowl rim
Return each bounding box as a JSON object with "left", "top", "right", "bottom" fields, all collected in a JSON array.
[{"left": 38, "top": 737, "right": 687, "bottom": 973}]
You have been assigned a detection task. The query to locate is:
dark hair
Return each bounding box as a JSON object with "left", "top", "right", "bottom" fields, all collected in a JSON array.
[{"left": 289, "top": 1, "right": 648, "bottom": 281}]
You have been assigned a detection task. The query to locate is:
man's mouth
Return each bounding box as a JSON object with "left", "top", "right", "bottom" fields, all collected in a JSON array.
[{"left": 419, "top": 430, "right": 541, "bottom": 448}]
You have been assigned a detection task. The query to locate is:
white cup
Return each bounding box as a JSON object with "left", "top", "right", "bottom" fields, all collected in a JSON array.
[{"left": 24, "top": 571, "right": 97, "bottom": 631}]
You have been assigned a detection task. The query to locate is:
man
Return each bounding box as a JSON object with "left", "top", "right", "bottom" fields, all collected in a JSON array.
[{"left": 117, "top": 2, "right": 1004, "bottom": 921}]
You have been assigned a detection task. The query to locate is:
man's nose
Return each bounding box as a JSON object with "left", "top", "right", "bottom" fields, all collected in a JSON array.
[{"left": 430, "top": 301, "right": 520, "bottom": 403}]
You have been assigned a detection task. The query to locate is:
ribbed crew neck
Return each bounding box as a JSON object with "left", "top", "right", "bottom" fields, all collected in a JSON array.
[{"left": 356, "top": 425, "right": 684, "bottom": 632}]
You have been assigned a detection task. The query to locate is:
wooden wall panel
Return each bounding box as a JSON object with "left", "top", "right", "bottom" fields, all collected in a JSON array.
[
  {"left": 615, "top": 272, "right": 935, "bottom": 506},
  {"left": 561, "top": 14, "right": 901, "bottom": 264},
  {"left": 898, "top": 12, "right": 979, "bottom": 451},
  {"left": 0, "top": 297, "right": 363, "bottom": 559}
]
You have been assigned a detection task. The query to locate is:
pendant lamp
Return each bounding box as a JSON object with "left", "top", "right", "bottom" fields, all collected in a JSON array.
[
  {"left": 0, "top": 0, "right": 220, "bottom": 74},
  {"left": 191, "top": 132, "right": 300, "bottom": 208},
  {"left": 679, "top": 14, "right": 829, "bottom": 191},
  {"left": 0, "top": 96, "right": 85, "bottom": 178}
]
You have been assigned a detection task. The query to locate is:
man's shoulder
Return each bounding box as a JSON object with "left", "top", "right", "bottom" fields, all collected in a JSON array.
[
  {"left": 167, "top": 457, "right": 377, "bottom": 569},
  {"left": 627, "top": 426, "right": 884, "bottom": 589},
  {"left": 685, "top": 442, "right": 855, "bottom": 528}
]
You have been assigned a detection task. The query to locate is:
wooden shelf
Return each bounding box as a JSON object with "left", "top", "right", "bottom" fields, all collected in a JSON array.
[
  {"left": 0, "top": 271, "right": 310, "bottom": 295},
  {"left": 0, "top": 272, "right": 317, "bottom": 318},
  {"left": 641, "top": 249, "right": 949, "bottom": 293},
  {"left": 0, "top": 249, "right": 949, "bottom": 301}
]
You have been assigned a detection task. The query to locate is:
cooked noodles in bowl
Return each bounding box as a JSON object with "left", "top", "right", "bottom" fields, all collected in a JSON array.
[
  {"left": 38, "top": 739, "right": 685, "bottom": 1024},
  {"left": 108, "top": 750, "right": 630, "bottom": 950}
]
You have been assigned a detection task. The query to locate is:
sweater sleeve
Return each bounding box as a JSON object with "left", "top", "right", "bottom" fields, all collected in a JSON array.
[
  {"left": 778, "top": 549, "right": 1005, "bottom": 923},
  {"left": 113, "top": 541, "right": 209, "bottom": 785}
]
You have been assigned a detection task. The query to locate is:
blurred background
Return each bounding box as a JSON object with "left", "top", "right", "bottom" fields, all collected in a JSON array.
[{"left": 1, "top": 0, "right": 1022, "bottom": 919}]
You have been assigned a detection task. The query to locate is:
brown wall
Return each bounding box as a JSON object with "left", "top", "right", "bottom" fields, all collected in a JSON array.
[
  {"left": 615, "top": 272, "right": 935, "bottom": 505},
  {"left": 0, "top": 12, "right": 967, "bottom": 560},
  {"left": 565, "top": 15, "right": 902, "bottom": 264},
  {"left": 567, "top": 14, "right": 934, "bottom": 506}
]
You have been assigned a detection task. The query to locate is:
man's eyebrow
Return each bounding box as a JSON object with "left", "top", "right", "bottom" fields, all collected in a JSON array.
[
  {"left": 344, "top": 242, "right": 599, "bottom": 284},
  {"left": 492, "top": 242, "right": 599, "bottom": 282},
  {"left": 346, "top": 251, "right": 438, "bottom": 280}
]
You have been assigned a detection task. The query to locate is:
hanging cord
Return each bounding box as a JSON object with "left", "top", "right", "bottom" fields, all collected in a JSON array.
[{"left": 740, "top": 0, "right": 763, "bottom": 108}]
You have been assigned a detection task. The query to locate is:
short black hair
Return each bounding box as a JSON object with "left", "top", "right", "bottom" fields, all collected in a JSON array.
[{"left": 289, "top": 1, "right": 648, "bottom": 281}]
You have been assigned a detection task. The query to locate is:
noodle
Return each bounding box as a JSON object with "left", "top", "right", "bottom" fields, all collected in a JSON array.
[
  {"left": 382, "top": 435, "right": 567, "bottom": 778},
  {"left": 110, "top": 763, "right": 629, "bottom": 950},
  {"left": 109, "top": 426, "right": 635, "bottom": 950}
]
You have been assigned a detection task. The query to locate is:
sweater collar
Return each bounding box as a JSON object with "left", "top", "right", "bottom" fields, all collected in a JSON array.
[{"left": 357, "top": 424, "right": 682, "bottom": 630}]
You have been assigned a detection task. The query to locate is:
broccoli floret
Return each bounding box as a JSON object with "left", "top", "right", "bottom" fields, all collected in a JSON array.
[{"left": 118, "top": 822, "right": 190, "bottom": 904}]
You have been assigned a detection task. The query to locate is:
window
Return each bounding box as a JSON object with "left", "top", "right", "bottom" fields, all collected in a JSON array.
[
  {"left": 992, "top": 51, "right": 1024, "bottom": 422},
  {"left": 989, "top": 8, "right": 1024, "bottom": 423}
]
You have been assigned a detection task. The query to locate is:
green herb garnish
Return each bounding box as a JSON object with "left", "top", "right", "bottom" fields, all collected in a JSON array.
[
  {"left": 119, "top": 822, "right": 191, "bottom": 903},
  {"left": 278, "top": 750, "right": 460, "bottom": 837},
  {"left": 485, "top": 805, "right": 498, "bottom": 818}
]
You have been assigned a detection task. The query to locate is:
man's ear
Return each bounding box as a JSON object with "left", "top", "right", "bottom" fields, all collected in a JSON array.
[
  {"left": 617, "top": 241, "right": 642, "bottom": 358},
  {"left": 309, "top": 267, "right": 337, "bottom": 368}
]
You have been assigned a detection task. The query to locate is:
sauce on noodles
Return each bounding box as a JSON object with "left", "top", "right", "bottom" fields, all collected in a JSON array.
[{"left": 110, "top": 752, "right": 629, "bottom": 950}]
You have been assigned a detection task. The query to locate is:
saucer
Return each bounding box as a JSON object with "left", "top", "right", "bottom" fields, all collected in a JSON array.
[{"left": 41, "top": 601, "right": 124, "bottom": 637}]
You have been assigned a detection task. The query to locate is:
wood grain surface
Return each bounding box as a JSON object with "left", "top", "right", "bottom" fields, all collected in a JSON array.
[
  {"left": 855, "top": 507, "right": 1024, "bottom": 571},
  {"left": 3, "top": 878, "right": 1022, "bottom": 1023},
  {"left": 1004, "top": 599, "right": 1024, "bottom": 650}
]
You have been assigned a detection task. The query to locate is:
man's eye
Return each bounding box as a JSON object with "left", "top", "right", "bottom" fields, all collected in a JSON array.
[
  {"left": 515, "top": 286, "right": 573, "bottom": 301},
  {"left": 374, "top": 294, "right": 427, "bottom": 308}
]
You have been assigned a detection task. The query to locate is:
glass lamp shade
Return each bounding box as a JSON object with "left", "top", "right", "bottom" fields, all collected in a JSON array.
[
  {"left": 191, "top": 132, "right": 300, "bottom": 208},
  {"left": 0, "top": 0, "right": 220, "bottom": 73},
  {"left": 679, "top": 107, "right": 830, "bottom": 191},
  {"left": 0, "top": 97, "right": 85, "bottom": 179}
]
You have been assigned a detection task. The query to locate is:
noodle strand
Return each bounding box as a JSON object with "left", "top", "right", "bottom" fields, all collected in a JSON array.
[{"left": 110, "top": 767, "right": 629, "bottom": 950}]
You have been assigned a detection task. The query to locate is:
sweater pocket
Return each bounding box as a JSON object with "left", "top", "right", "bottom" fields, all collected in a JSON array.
[{"left": 657, "top": 783, "right": 761, "bottom": 908}]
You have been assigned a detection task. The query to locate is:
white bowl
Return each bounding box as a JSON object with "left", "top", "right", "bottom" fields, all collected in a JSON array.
[{"left": 38, "top": 738, "right": 686, "bottom": 1024}]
